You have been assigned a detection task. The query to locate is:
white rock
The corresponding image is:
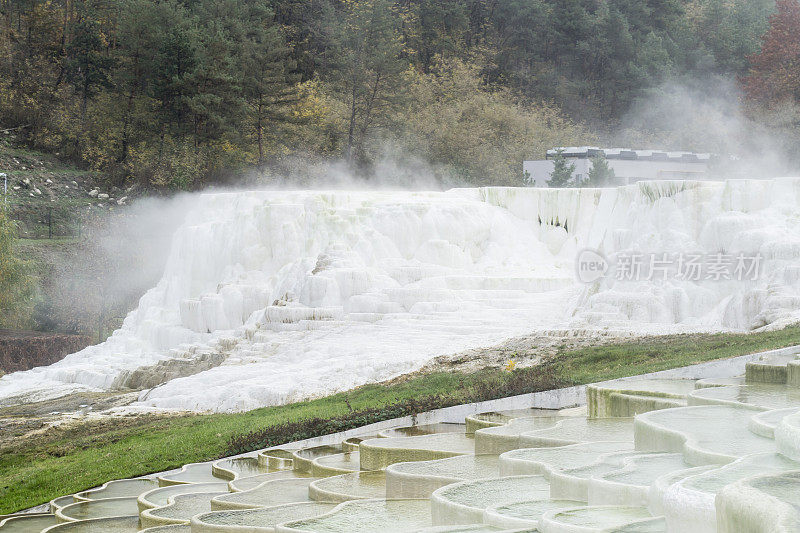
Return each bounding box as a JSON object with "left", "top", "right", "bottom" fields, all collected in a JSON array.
[
  {"left": 34, "top": 188, "right": 41, "bottom": 195},
  {"left": 12, "top": 186, "right": 20, "bottom": 191},
  {"left": 88, "top": 189, "right": 99, "bottom": 197},
  {"left": 117, "top": 196, "right": 128, "bottom": 205},
  {"left": 3, "top": 181, "right": 800, "bottom": 413},
  {"left": 45, "top": 178, "right": 53, "bottom": 184},
  {"left": 98, "top": 193, "right": 109, "bottom": 200},
  {"left": 72, "top": 181, "right": 79, "bottom": 186}
]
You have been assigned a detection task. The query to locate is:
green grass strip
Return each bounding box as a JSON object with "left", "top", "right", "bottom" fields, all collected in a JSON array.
[{"left": 1, "top": 326, "right": 799, "bottom": 513}]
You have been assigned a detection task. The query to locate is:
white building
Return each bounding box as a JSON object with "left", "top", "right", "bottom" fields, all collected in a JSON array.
[{"left": 523, "top": 147, "right": 713, "bottom": 187}]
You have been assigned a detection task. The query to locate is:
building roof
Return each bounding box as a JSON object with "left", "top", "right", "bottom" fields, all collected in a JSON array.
[{"left": 544, "top": 147, "right": 713, "bottom": 162}]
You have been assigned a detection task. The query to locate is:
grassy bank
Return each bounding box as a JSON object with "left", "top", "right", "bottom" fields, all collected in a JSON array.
[{"left": 2, "top": 326, "right": 800, "bottom": 513}]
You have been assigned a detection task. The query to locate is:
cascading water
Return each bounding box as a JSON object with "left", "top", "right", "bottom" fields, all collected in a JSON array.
[{"left": 2, "top": 179, "right": 800, "bottom": 412}]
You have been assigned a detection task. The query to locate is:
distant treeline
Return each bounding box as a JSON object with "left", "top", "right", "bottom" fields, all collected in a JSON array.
[{"left": 0, "top": 0, "right": 795, "bottom": 187}]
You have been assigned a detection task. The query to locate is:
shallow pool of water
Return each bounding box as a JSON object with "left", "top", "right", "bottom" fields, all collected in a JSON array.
[
  {"left": 602, "top": 454, "right": 689, "bottom": 487},
  {"left": 295, "top": 446, "right": 342, "bottom": 461},
  {"left": 637, "top": 405, "right": 777, "bottom": 460},
  {"left": 212, "top": 477, "right": 318, "bottom": 510},
  {"left": 485, "top": 498, "right": 584, "bottom": 527},
  {"left": 689, "top": 383, "right": 800, "bottom": 410},
  {"left": 159, "top": 463, "right": 225, "bottom": 485},
  {"left": 44, "top": 516, "right": 141, "bottom": 532},
  {"left": 434, "top": 475, "right": 550, "bottom": 510},
  {"left": 749, "top": 471, "right": 800, "bottom": 510},
  {"left": 683, "top": 453, "right": 800, "bottom": 494},
  {"left": 500, "top": 441, "right": 635, "bottom": 476},
  {"left": 229, "top": 470, "right": 311, "bottom": 492},
  {"left": 594, "top": 379, "right": 697, "bottom": 397},
  {"left": 193, "top": 502, "right": 338, "bottom": 528},
  {"left": 144, "top": 491, "right": 227, "bottom": 522},
  {"left": 0, "top": 514, "right": 59, "bottom": 532},
  {"left": 363, "top": 433, "right": 475, "bottom": 453},
  {"left": 58, "top": 497, "right": 139, "bottom": 521},
  {"left": 314, "top": 452, "right": 361, "bottom": 473},
  {"left": 139, "top": 482, "right": 230, "bottom": 508},
  {"left": 379, "top": 423, "right": 466, "bottom": 438},
  {"left": 76, "top": 479, "right": 157, "bottom": 501},
  {"left": 546, "top": 506, "right": 654, "bottom": 527},
  {"left": 310, "top": 472, "right": 386, "bottom": 501},
  {"left": 389, "top": 454, "right": 500, "bottom": 480},
  {"left": 520, "top": 417, "right": 635, "bottom": 446},
  {"left": 279, "top": 499, "right": 432, "bottom": 533},
  {"left": 215, "top": 457, "right": 265, "bottom": 478}
]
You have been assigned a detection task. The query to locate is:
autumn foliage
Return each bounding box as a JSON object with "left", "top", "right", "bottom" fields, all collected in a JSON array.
[
  {"left": 744, "top": 0, "right": 800, "bottom": 105},
  {"left": 0, "top": 0, "right": 789, "bottom": 187}
]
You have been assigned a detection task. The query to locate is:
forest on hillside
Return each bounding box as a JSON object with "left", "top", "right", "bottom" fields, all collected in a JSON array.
[{"left": 1, "top": 0, "right": 799, "bottom": 187}]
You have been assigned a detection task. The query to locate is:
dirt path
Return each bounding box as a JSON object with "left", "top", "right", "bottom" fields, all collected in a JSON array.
[
  {"left": 417, "top": 329, "right": 639, "bottom": 374},
  {"left": 0, "top": 391, "right": 141, "bottom": 450}
]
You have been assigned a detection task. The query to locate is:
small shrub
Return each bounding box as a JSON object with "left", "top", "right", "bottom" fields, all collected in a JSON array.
[{"left": 223, "top": 365, "right": 562, "bottom": 456}]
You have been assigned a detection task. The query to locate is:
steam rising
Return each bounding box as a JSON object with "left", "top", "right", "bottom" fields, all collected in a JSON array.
[{"left": 614, "top": 76, "right": 800, "bottom": 177}]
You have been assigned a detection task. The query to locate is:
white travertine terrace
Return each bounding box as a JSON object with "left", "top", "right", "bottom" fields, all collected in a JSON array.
[
  {"left": 55, "top": 497, "right": 141, "bottom": 522},
  {"left": 3, "top": 180, "right": 800, "bottom": 412},
  {"left": 386, "top": 455, "right": 501, "bottom": 498},
  {"left": 307, "top": 471, "right": 386, "bottom": 502},
  {"left": 430, "top": 476, "right": 551, "bottom": 525},
  {"left": 190, "top": 502, "right": 338, "bottom": 532},
  {"left": 776, "top": 410, "right": 800, "bottom": 462},
  {"left": 0, "top": 348, "right": 794, "bottom": 532},
  {"left": 139, "top": 493, "right": 227, "bottom": 529},
  {"left": 137, "top": 483, "right": 230, "bottom": 511},
  {"left": 209, "top": 478, "right": 319, "bottom": 511}
]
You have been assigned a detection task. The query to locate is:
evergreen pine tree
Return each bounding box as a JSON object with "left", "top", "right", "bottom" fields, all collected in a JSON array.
[
  {"left": 65, "top": 17, "right": 115, "bottom": 116},
  {"left": 586, "top": 155, "right": 616, "bottom": 187},
  {"left": 115, "top": 0, "right": 181, "bottom": 164},
  {"left": 549, "top": 149, "right": 576, "bottom": 187},
  {"left": 323, "top": 0, "right": 406, "bottom": 167},
  {"left": 238, "top": 1, "right": 300, "bottom": 165}
]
